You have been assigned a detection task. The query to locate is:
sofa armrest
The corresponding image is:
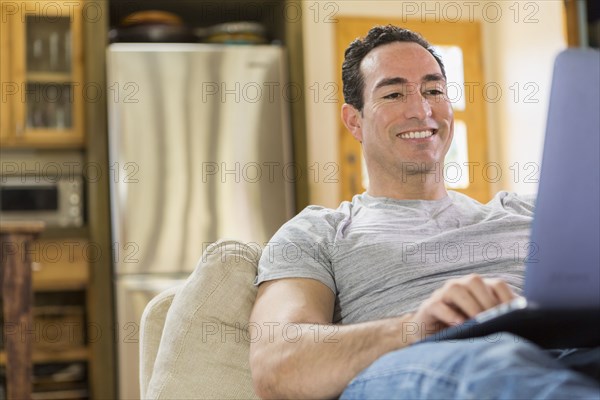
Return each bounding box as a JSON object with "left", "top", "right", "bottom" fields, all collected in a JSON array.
[
  {"left": 139, "top": 285, "right": 181, "bottom": 398},
  {"left": 145, "top": 239, "right": 260, "bottom": 399}
]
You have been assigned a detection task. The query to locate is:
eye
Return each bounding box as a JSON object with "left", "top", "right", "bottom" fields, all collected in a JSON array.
[
  {"left": 424, "top": 89, "right": 445, "bottom": 96},
  {"left": 383, "top": 92, "right": 403, "bottom": 100}
]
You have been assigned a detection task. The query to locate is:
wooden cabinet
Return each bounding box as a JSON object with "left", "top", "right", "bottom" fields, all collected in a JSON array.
[
  {"left": 0, "top": 237, "right": 92, "bottom": 399},
  {"left": 0, "top": 0, "right": 85, "bottom": 148},
  {"left": 0, "top": 1, "right": 114, "bottom": 397},
  {"left": 0, "top": 222, "right": 45, "bottom": 400}
]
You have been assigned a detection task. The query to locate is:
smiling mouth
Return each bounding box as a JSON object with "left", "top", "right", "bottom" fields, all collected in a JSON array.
[{"left": 397, "top": 129, "right": 436, "bottom": 139}]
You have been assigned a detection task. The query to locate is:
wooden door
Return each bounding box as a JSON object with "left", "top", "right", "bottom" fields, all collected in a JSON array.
[{"left": 336, "top": 17, "right": 490, "bottom": 202}]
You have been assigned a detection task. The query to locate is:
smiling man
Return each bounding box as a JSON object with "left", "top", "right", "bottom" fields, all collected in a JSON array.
[
  {"left": 248, "top": 25, "right": 600, "bottom": 399},
  {"left": 341, "top": 38, "right": 453, "bottom": 200}
]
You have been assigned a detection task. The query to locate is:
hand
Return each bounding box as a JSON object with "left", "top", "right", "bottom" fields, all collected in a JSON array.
[{"left": 409, "top": 274, "right": 517, "bottom": 341}]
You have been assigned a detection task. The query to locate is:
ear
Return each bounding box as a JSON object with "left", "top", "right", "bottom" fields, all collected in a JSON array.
[{"left": 341, "top": 103, "right": 363, "bottom": 142}]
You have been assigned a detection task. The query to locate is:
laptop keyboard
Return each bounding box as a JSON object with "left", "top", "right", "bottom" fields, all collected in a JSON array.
[{"left": 474, "top": 297, "right": 528, "bottom": 323}]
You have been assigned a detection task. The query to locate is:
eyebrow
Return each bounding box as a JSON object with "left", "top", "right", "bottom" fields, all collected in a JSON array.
[{"left": 373, "top": 73, "right": 446, "bottom": 91}]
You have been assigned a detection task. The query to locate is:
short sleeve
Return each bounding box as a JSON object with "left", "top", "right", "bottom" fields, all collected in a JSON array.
[{"left": 254, "top": 206, "right": 347, "bottom": 295}]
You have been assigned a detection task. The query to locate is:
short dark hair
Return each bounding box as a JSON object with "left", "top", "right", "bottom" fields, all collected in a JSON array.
[{"left": 341, "top": 25, "right": 446, "bottom": 111}]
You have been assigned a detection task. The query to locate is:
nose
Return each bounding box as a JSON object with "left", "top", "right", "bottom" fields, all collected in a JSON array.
[{"left": 403, "top": 91, "right": 432, "bottom": 120}]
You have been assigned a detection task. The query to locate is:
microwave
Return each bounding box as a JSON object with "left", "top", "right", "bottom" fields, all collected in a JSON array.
[
  {"left": 0, "top": 172, "right": 84, "bottom": 228},
  {"left": 0, "top": 176, "right": 83, "bottom": 227}
]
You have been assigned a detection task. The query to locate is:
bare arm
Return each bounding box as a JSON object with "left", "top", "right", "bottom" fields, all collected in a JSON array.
[
  {"left": 249, "top": 274, "right": 516, "bottom": 399},
  {"left": 249, "top": 278, "right": 414, "bottom": 399}
]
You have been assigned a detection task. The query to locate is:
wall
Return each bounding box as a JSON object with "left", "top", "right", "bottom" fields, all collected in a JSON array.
[
  {"left": 301, "top": 0, "right": 566, "bottom": 208},
  {"left": 482, "top": 1, "right": 566, "bottom": 195}
]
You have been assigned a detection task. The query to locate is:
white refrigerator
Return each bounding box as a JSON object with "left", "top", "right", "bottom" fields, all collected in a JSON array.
[{"left": 106, "top": 43, "right": 294, "bottom": 399}]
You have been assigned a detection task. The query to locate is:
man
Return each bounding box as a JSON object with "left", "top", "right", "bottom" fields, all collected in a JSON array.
[{"left": 248, "top": 25, "right": 600, "bottom": 399}]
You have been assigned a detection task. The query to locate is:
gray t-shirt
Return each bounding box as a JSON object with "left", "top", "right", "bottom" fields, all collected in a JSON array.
[{"left": 256, "top": 191, "right": 536, "bottom": 324}]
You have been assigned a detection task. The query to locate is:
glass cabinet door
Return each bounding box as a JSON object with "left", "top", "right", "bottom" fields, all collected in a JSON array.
[
  {"left": 8, "top": 1, "right": 84, "bottom": 147},
  {"left": 26, "top": 16, "right": 73, "bottom": 130}
]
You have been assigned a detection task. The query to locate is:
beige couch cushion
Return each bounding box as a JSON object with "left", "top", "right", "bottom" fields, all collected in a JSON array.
[{"left": 146, "top": 239, "right": 260, "bottom": 399}]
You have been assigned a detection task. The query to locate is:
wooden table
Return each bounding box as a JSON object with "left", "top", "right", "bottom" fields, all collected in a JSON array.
[{"left": 1, "top": 221, "right": 45, "bottom": 400}]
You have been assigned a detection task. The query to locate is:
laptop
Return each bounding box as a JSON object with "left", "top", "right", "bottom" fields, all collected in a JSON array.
[{"left": 420, "top": 49, "right": 600, "bottom": 349}]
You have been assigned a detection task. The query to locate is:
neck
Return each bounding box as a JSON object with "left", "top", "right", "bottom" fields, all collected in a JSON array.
[{"left": 367, "top": 170, "right": 448, "bottom": 200}]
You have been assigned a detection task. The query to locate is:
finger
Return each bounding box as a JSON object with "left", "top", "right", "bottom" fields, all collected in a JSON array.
[
  {"left": 486, "top": 279, "right": 517, "bottom": 303},
  {"left": 429, "top": 300, "right": 467, "bottom": 327},
  {"left": 441, "top": 283, "right": 485, "bottom": 318},
  {"left": 462, "top": 274, "right": 501, "bottom": 310}
]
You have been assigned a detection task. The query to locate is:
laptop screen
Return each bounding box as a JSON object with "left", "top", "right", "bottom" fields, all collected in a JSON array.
[{"left": 524, "top": 49, "right": 600, "bottom": 308}]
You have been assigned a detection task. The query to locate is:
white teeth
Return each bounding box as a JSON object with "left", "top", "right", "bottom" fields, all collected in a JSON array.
[{"left": 399, "top": 130, "right": 433, "bottom": 139}]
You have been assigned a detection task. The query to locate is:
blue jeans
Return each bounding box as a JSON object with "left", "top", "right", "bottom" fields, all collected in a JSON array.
[{"left": 341, "top": 333, "right": 600, "bottom": 399}]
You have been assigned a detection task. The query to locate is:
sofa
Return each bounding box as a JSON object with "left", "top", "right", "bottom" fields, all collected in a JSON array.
[{"left": 139, "top": 239, "right": 261, "bottom": 399}]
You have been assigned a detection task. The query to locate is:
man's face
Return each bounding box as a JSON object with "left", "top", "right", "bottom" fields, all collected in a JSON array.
[{"left": 349, "top": 41, "right": 454, "bottom": 179}]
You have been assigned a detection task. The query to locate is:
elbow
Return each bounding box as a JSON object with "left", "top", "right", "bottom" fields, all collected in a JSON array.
[
  {"left": 250, "top": 343, "right": 287, "bottom": 399},
  {"left": 250, "top": 354, "right": 274, "bottom": 399},
  {"left": 251, "top": 374, "right": 274, "bottom": 400},
  {"left": 250, "top": 363, "right": 268, "bottom": 400}
]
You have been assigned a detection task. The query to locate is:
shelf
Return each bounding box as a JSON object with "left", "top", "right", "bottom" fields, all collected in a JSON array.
[
  {"left": 32, "top": 388, "right": 88, "bottom": 400},
  {"left": 26, "top": 72, "right": 72, "bottom": 83},
  {"left": 0, "top": 346, "right": 89, "bottom": 365},
  {"left": 33, "top": 282, "right": 88, "bottom": 292},
  {"left": 40, "top": 227, "right": 89, "bottom": 240}
]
